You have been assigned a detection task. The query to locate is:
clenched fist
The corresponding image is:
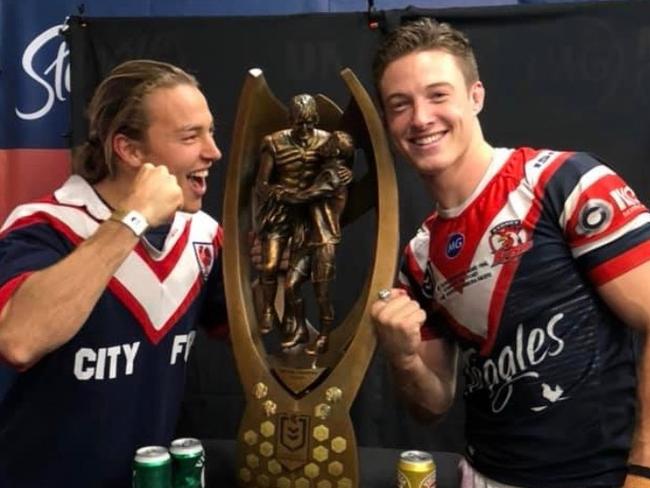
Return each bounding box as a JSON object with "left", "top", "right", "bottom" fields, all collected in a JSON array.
[
  {"left": 370, "top": 288, "right": 427, "bottom": 366},
  {"left": 122, "top": 163, "right": 184, "bottom": 227}
]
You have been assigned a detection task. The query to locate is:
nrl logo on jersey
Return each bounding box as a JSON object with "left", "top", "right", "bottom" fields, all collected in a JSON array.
[
  {"left": 193, "top": 242, "right": 215, "bottom": 281},
  {"left": 488, "top": 220, "right": 533, "bottom": 265},
  {"left": 422, "top": 261, "right": 436, "bottom": 299}
]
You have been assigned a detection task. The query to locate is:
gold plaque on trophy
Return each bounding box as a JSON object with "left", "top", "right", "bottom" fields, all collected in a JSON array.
[{"left": 222, "top": 67, "right": 398, "bottom": 488}]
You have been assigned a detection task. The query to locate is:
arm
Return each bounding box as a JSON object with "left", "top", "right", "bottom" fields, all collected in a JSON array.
[
  {"left": 597, "top": 262, "right": 650, "bottom": 480},
  {"left": 0, "top": 164, "right": 182, "bottom": 370},
  {"left": 290, "top": 163, "right": 353, "bottom": 203},
  {"left": 371, "top": 288, "right": 458, "bottom": 422},
  {"left": 255, "top": 140, "right": 277, "bottom": 202}
]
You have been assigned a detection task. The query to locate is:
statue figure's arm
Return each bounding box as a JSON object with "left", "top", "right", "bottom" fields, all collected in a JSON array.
[
  {"left": 255, "top": 136, "right": 276, "bottom": 203},
  {"left": 293, "top": 160, "right": 353, "bottom": 202}
]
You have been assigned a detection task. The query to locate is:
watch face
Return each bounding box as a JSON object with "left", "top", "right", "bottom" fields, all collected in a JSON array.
[
  {"left": 123, "top": 210, "right": 149, "bottom": 236},
  {"left": 111, "top": 210, "right": 148, "bottom": 236}
]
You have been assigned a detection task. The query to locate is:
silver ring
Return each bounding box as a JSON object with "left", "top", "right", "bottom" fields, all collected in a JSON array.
[{"left": 378, "top": 288, "right": 391, "bottom": 301}]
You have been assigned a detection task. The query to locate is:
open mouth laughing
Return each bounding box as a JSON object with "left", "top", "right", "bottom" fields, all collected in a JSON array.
[{"left": 187, "top": 168, "right": 209, "bottom": 195}]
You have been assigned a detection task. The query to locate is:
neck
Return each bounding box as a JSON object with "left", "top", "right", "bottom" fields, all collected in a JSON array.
[
  {"left": 424, "top": 138, "right": 494, "bottom": 210},
  {"left": 93, "top": 169, "right": 135, "bottom": 212}
]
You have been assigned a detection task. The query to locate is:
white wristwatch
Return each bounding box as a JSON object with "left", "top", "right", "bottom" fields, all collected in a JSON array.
[{"left": 109, "top": 209, "right": 149, "bottom": 237}]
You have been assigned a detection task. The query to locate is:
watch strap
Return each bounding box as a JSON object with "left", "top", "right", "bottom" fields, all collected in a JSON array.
[{"left": 109, "top": 209, "right": 149, "bottom": 237}]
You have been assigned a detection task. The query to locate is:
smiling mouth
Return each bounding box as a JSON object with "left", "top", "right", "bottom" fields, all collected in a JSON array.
[{"left": 410, "top": 132, "right": 446, "bottom": 146}]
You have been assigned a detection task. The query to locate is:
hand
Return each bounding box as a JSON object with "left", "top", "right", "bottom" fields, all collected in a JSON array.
[
  {"left": 122, "top": 163, "right": 183, "bottom": 227},
  {"left": 336, "top": 165, "right": 353, "bottom": 186},
  {"left": 370, "top": 288, "right": 427, "bottom": 367},
  {"left": 270, "top": 186, "right": 299, "bottom": 203}
]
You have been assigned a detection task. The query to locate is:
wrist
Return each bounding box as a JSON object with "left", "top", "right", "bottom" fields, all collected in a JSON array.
[
  {"left": 624, "top": 465, "right": 650, "bottom": 488},
  {"left": 389, "top": 352, "right": 422, "bottom": 373},
  {"left": 109, "top": 209, "right": 150, "bottom": 237},
  {"left": 624, "top": 475, "right": 650, "bottom": 488}
]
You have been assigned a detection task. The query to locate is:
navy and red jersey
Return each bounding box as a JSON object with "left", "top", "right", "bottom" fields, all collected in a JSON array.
[
  {"left": 0, "top": 176, "right": 226, "bottom": 488},
  {"left": 400, "top": 148, "right": 650, "bottom": 488}
]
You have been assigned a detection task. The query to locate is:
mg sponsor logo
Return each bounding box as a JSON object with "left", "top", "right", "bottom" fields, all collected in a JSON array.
[
  {"left": 446, "top": 233, "right": 464, "bottom": 259},
  {"left": 15, "top": 24, "right": 70, "bottom": 121}
]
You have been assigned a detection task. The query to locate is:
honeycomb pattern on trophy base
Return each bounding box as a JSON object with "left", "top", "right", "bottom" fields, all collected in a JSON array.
[{"left": 238, "top": 420, "right": 354, "bottom": 488}]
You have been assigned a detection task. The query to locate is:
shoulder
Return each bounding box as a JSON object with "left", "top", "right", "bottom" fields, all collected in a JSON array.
[
  {"left": 315, "top": 129, "right": 331, "bottom": 142},
  {"left": 403, "top": 214, "right": 437, "bottom": 264},
  {"left": 261, "top": 130, "right": 290, "bottom": 150},
  {"left": 516, "top": 147, "right": 607, "bottom": 189},
  {"left": 187, "top": 211, "right": 223, "bottom": 245}
]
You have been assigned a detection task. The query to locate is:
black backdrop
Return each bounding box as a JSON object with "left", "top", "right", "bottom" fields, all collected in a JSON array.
[{"left": 67, "top": 0, "right": 650, "bottom": 452}]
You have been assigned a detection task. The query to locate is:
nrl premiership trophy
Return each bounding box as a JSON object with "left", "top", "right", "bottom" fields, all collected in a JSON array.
[{"left": 222, "top": 68, "right": 398, "bottom": 488}]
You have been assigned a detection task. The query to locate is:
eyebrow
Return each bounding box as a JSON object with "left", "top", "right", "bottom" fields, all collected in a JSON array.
[
  {"left": 384, "top": 81, "right": 454, "bottom": 102},
  {"left": 175, "top": 122, "right": 214, "bottom": 133}
]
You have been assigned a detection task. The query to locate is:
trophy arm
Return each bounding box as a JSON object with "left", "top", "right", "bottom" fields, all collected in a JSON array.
[
  {"left": 314, "top": 94, "right": 344, "bottom": 131},
  {"left": 319, "top": 68, "right": 400, "bottom": 407}
]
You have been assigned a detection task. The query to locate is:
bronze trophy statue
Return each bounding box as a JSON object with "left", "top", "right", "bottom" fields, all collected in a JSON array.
[
  {"left": 222, "top": 67, "right": 398, "bottom": 488},
  {"left": 255, "top": 93, "right": 354, "bottom": 355}
]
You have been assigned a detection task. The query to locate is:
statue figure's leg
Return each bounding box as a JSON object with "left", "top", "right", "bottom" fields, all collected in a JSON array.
[
  {"left": 258, "top": 236, "right": 285, "bottom": 333},
  {"left": 306, "top": 244, "right": 336, "bottom": 355},
  {"left": 282, "top": 250, "right": 310, "bottom": 348}
]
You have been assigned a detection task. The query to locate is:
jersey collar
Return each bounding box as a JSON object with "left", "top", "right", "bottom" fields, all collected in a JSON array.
[{"left": 54, "top": 175, "right": 112, "bottom": 221}]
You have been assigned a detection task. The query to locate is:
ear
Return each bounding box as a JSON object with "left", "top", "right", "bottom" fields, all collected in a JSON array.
[
  {"left": 112, "top": 133, "right": 146, "bottom": 170},
  {"left": 469, "top": 81, "right": 486, "bottom": 115}
]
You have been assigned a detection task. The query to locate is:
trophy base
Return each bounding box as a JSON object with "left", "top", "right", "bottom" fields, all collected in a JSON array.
[{"left": 236, "top": 394, "right": 358, "bottom": 488}]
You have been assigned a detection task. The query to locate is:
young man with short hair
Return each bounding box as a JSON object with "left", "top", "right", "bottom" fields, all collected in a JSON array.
[{"left": 371, "top": 18, "right": 650, "bottom": 488}]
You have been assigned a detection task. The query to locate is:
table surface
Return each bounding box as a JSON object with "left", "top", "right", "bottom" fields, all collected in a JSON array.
[{"left": 204, "top": 439, "right": 461, "bottom": 487}]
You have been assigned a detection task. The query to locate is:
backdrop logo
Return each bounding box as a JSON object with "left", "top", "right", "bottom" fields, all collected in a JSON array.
[{"left": 15, "top": 24, "right": 70, "bottom": 121}]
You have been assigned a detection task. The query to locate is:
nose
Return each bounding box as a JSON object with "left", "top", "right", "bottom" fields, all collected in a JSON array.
[
  {"left": 411, "top": 99, "right": 433, "bottom": 129},
  {"left": 203, "top": 134, "right": 222, "bottom": 161}
]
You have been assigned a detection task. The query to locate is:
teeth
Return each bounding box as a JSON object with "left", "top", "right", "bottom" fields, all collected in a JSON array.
[
  {"left": 413, "top": 133, "right": 443, "bottom": 145},
  {"left": 188, "top": 169, "right": 209, "bottom": 178}
]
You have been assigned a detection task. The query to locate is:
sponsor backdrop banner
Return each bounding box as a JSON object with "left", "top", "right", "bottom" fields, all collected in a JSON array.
[
  {"left": 0, "top": 0, "right": 370, "bottom": 222},
  {"left": 0, "top": 0, "right": 515, "bottom": 221}
]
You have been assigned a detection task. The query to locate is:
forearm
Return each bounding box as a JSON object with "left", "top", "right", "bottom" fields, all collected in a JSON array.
[
  {"left": 629, "top": 331, "right": 650, "bottom": 465},
  {"left": 389, "top": 350, "right": 457, "bottom": 422},
  {"left": 0, "top": 220, "right": 139, "bottom": 369}
]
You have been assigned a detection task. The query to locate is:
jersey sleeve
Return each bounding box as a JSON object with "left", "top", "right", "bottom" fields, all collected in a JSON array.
[
  {"left": 0, "top": 223, "right": 71, "bottom": 315},
  {"left": 540, "top": 152, "right": 650, "bottom": 285},
  {"left": 398, "top": 218, "right": 443, "bottom": 341}
]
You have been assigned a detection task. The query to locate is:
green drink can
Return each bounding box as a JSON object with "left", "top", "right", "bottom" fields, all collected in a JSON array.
[
  {"left": 170, "top": 437, "right": 205, "bottom": 488},
  {"left": 132, "top": 446, "right": 172, "bottom": 488}
]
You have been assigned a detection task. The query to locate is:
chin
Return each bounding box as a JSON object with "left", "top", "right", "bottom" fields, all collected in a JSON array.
[
  {"left": 418, "top": 149, "right": 457, "bottom": 170},
  {"left": 182, "top": 201, "right": 203, "bottom": 214},
  {"left": 408, "top": 157, "right": 445, "bottom": 174}
]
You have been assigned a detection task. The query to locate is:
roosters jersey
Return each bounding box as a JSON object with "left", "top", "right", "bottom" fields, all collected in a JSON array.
[
  {"left": 0, "top": 176, "right": 226, "bottom": 487},
  {"left": 400, "top": 148, "right": 650, "bottom": 487}
]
